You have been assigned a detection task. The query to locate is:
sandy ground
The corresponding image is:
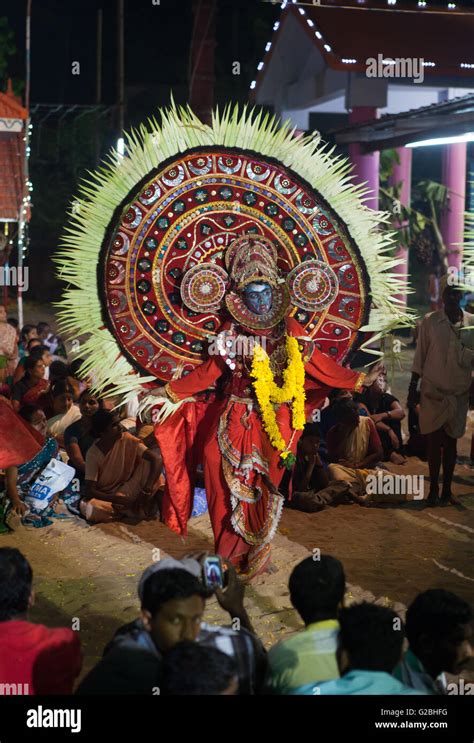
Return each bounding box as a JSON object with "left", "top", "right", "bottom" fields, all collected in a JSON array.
[{"left": 1, "top": 340, "right": 473, "bottom": 687}]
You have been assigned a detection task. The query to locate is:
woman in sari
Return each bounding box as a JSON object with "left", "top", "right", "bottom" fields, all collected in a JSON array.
[
  {"left": 326, "top": 399, "right": 383, "bottom": 494},
  {"left": 11, "top": 356, "right": 49, "bottom": 412},
  {"left": 64, "top": 390, "right": 103, "bottom": 483},
  {"left": 4, "top": 405, "right": 78, "bottom": 529},
  {"left": 82, "top": 410, "right": 163, "bottom": 523},
  {"left": 0, "top": 304, "right": 18, "bottom": 384}
]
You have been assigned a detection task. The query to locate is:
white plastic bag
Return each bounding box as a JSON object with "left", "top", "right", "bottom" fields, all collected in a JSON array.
[{"left": 25, "top": 459, "right": 76, "bottom": 512}]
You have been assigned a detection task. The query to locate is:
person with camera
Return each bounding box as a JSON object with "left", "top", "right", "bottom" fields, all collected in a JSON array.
[{"left": 76, "top": 555, "right": 266, "bottom": 695}]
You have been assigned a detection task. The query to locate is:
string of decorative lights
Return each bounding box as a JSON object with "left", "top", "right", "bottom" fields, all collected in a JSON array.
[
  {"left": 18, "top": 122, "right": 33, "bottom": 261},
  {"left": 251, "top": 0, "right": 474, "bottom": 91}
]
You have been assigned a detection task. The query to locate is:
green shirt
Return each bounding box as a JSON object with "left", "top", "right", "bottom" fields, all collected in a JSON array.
[{"left": 265, "top": 619, "right": 340, "bottom": 694}]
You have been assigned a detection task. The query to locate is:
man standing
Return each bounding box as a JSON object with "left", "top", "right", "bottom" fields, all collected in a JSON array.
[{"left": 408, "top": 284, "right": 474, "bottom": 505}]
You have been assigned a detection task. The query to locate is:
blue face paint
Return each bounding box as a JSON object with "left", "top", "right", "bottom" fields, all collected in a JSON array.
[{"left": 242, "top": 282, "right": 273, "bottom": 315}]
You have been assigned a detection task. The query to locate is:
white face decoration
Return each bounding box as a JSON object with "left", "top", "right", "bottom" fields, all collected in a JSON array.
[{"left": 242, "top": 282, "right": 273, "bottom": 315}]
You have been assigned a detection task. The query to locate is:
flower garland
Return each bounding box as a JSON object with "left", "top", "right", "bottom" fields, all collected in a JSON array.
[{"left": 250, "top": 335, "right": 306, "bottom": 465}]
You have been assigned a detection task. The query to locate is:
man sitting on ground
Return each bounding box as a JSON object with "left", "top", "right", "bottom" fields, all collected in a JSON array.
[
  {"left": 293, "top": 603, "right": 424, "bottom": 695},
  {"left": 394, "top": 589, "right": 472, "bottom": 694},
  {"left": 265, "top": 555, "right": 344, "bottom": 694},
  {"left": 161, "top": 641, "right": 238, "bottom": 695},
  {"left": 76, "top": 557, "right": 266, "bottom": 695},
  {"left": 0, "top": 547, "right": 82, "bottom": 694}
]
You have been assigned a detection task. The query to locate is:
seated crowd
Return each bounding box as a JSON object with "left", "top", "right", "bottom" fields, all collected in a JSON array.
[{"left": 0, "top": 547, "right": 471, "bottom": 695}]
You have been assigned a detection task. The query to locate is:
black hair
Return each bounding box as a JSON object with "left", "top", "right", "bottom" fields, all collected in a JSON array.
[
  {"left": 18, "top": 404, "right": 42, "bottom": 424},
  {"left": 405, "top": 590, "right": 472, "bottom": 655},
  {"left": 29, "top": 344, "right": 49, "bottom": 361},
  {"left": 8, "top": 317, "right": 19, "bottom": 329},
  {"left": 37, "top": 322, "right": 50, "bottom": 334},
  {"left": 79, "top": 388, "right": 103, "bottom": 406},
  {"left": 49, "top": 360, "right": 69, "bottom": 383},
  {"left": 24, "top": 355, "right": 44, "bottom": 375},
  {"left": 51, "top": 380, "right": 74, "bottom": 398},
  {"left": 161, "top": 641, "right": 237, "bottom": 695},
  {"left": 20, "top": 323, "right": 34, "bottom": 341},
  {"left": 333, "top": 399, "right": 359, "bottom": 424},
  {"left": 329, "top": 387, "right": 352, "bottom": 402},
  {"left": 27, "top": 338, "right": 41, "bottom": 350},
  {"left": 90, "top": 409, "right": 118, "bottom": 438},
  {"left": 289, "top": 555, "right": 345, "bottom": 624},
  {"left": 300, "top": 422, "right": 320, "bottom": 440},
  {"left": 69, "top": 358, "right": 85, "bottom": 377},
  {"left": 0, "top": 548, "right": 33, "bottom": 621},
  {"left": 141, "top": 568, "right": 207, "bottom": 617},
  {"left": 338, "top": 602, "right": 404, "bottom": 674}
]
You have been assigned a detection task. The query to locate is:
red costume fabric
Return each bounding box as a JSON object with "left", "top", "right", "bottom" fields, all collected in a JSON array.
[
  {"left": 0, "top": 620, "right": 82, "bottom": 694},
  {"left": 0, "top": 399, "right": 43, "bottom": 468},
  {"left": 155, "top": 317, "right": 364, "bottom": 577}
]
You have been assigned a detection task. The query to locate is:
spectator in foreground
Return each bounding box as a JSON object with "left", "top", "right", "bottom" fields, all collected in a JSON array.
[
  {"left": 265, "top": 555, "right": 344, "bottom": 694},
  {"left": 0, "top": 547, "right": 82, "bottom": 694},
  {"left": 77, "top": 559, "right": 266, "bottom": 695},
  {"left": 293, "top": 603, "right": 424, "bottom": 695},
  {"left": 394, "top": 589, "right": 473, "bottom": 694},
  {"left": 12, "top": 343, "right": 52, "bottom": 386},
  {"left": 161, "top": 642, "right": 238, "bottom": 695}
]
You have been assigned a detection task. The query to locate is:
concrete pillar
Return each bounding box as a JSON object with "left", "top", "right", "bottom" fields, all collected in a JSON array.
[
  {"left": 440, "top": 142, "right": 467, "bottom": 271},
  {"left": 389, "top": 147, "right": 412, "bottom": 306},
  {"left": 348, "top": 106, "right": 380, "bottom": 211}
]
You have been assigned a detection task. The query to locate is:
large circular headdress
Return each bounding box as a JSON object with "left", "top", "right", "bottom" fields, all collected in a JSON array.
[{"left": 55, "top": 104, "right": 412, "bottom": 398}]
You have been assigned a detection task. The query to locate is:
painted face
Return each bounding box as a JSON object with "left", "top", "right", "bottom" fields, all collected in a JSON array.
[{"left": 242, "top": 282, "right": 273, "bottom": 315}]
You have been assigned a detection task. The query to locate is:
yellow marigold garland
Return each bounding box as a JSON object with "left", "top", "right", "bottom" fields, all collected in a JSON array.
[{"left": 250, "top": 335, "right": 306, "bottom": 462}]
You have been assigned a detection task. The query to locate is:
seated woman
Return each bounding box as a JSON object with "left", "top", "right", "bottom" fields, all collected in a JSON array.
[
  {"left": 46, "top": 381, "right": 81, "bottom": 447},
  {"left": 326, "top": 400, "right": 383, "bottom": 498},
  {"left": 4, "top": 405, "right": 77, "bottom": 529},
  {"left": 12, "top": 343, "right": 52, "bottom": 386},
  {"left": 64, "top": 390, "right": 103, "bottom": 483},
  {"left": 356, "top": 372, "right": 406, "bottom": 465},
  {"left": 67, "top": 358, "right": 90, "bottom": 401},
  {"left": 11, "top": 356, "right": 50, "bottom": 412},
  {"left": 82, "top": 410, "right": 163, "bottom": 524}
]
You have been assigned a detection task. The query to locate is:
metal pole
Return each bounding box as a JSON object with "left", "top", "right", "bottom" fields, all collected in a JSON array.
[
  {"left": 95, "top": 8, "right": 103, "bottom": 164},
  {"left": 117, "top": 0, "right": 124, "bottom": 139}
]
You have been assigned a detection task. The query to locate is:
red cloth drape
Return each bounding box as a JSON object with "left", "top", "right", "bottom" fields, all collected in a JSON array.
[{"left": 0, "top": 398, "right": 43, "bottom": 467}]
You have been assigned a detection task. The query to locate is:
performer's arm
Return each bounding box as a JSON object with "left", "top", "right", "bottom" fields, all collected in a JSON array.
[
  {"left": 150, "top": 355, "right": 227, "bottom": 402},
  {"left": 305, "top": 347, "right": 365, "bottom": 393}
]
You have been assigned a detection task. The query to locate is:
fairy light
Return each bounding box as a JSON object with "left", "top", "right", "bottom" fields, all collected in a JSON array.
[
  {"left": 460, "top": 62, "right": 474, "bottom": 68},
  {"left": 257, "top": 61, "right": 264, "bottom": 71},
  {"left": 342, "top": 58, "right": 357, "bottom": 64}
]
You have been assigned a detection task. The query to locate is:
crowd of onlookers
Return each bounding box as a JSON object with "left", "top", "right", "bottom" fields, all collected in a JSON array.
[{"left": 0, "top": 546, "right": 471, "bottom": 695}]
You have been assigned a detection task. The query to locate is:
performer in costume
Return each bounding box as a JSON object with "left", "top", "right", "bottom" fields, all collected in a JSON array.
[
  {"left": 55, "top": 104, "right": 412, "bottom": 577},
  {"left": 151, "top": 234, "right": 365, "bottom": 576}
]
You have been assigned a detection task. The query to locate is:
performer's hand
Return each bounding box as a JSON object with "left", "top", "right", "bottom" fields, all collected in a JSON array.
[{"left": 215, "top": 561, "right": 245, "bottom": 616}]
